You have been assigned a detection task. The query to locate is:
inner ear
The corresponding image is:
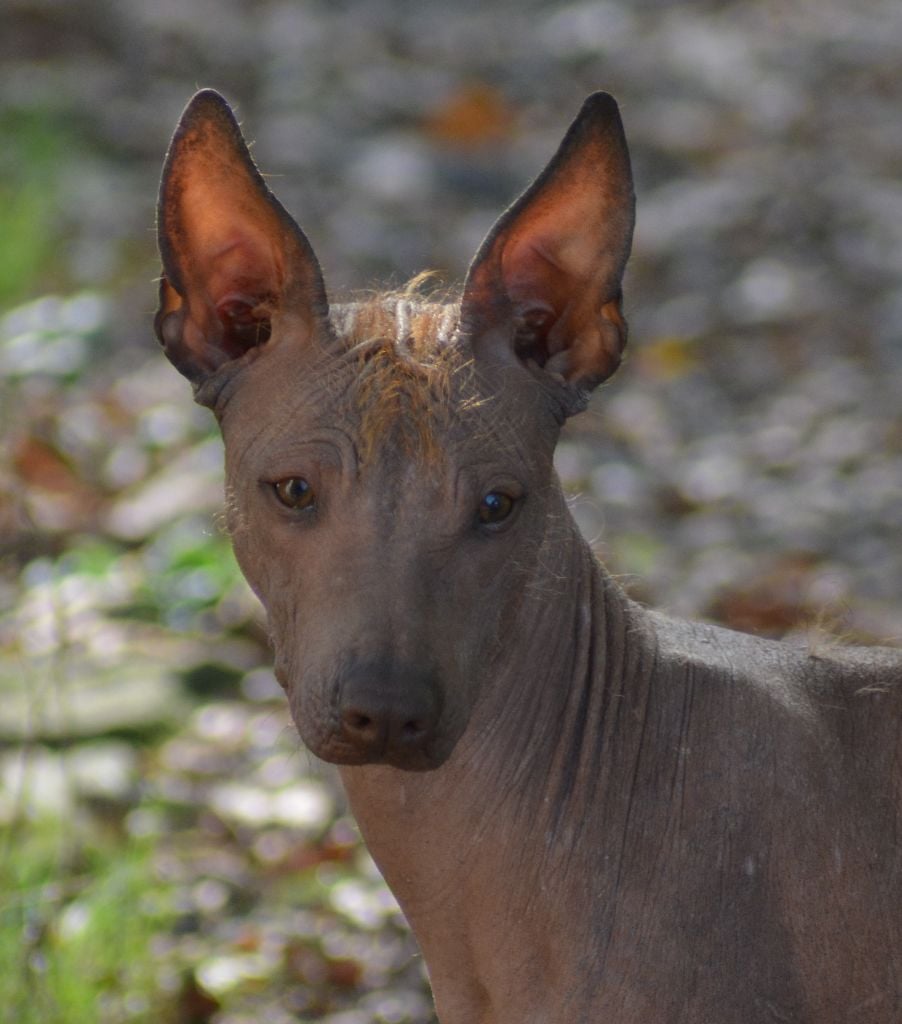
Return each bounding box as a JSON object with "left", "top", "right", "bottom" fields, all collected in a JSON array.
[
  {"left": 510, "top": 301, "right": 558, "bottom": 364},
  {"left": 172, "top": 230, "right": 279, "bottom": 362},
  {"left": 216, "top": 294, "right": 273, "bottom": 355},
  {"left": 189, "top": 224, "right": 282, "bottom": 358}
]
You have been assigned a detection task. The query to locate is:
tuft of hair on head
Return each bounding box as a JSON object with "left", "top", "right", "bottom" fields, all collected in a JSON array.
[{"left": 335, "top": 276, "right": 471, "bottom": 465}]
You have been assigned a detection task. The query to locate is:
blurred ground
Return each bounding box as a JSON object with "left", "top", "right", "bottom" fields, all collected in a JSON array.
[{"left": 1, "top": 1, "right": 900, "bottom": 1022}]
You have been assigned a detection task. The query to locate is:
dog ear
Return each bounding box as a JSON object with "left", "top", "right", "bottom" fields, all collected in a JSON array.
[
  {"left": 461, "top": 93, "right": 634, "bottom": 404},
  {"left": 155, "top": 90, "right": 328, "bottom": 386}
]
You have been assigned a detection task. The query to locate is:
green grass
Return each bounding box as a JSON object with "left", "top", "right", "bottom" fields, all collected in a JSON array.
[
  {"left": 0, "top": 818, "right": 175, "bottom": 1024},
  {"left": 0, "top": 109, "right": 79, "bottom": 306}
]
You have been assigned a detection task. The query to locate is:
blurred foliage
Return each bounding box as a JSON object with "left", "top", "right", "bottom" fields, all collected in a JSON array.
[
  {"left": 0, "top": 827, "right": 171, "bottom": 1024},
  {"left": 0, "top": 108, "right": 77, "bottom": 305}
]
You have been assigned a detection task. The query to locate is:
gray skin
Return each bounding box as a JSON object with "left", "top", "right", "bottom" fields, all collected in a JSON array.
[{"left": 156, "top": 90, "right": 902, "bottom": 1023}]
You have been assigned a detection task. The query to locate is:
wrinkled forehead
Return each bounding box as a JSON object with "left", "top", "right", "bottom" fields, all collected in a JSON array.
[{"left": 217, "top": 296, "right": 533, "bottom": 466}]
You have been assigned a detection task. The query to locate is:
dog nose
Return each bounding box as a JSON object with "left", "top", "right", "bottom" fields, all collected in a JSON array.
[{"left": 337, "top": 662, "right": 442, "bottom": 769}]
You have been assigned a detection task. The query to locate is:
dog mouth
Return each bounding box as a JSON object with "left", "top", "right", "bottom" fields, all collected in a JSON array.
[
  {"left": 306, "top": 732, "right": 452, "bottom": 772},
  {"left": 276, "top": 662, "right": 458, "bottom": 772}
]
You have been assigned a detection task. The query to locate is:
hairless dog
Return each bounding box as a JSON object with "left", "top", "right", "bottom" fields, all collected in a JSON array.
[{"left": 156, "top": 90, "right": 902, "bottom": 1023}]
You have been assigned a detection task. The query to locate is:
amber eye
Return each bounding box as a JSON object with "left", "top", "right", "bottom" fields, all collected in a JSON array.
[
  {"left": 477, "top": 491, "right": 515, "bottom": 526},
  {"left": 273, "top": 477, "right": 316, "bottom": 511}
]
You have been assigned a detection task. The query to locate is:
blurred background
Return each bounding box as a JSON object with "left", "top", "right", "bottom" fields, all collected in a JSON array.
[{"left": 1, "top": 0, "right": 900, "bottom": 1021}]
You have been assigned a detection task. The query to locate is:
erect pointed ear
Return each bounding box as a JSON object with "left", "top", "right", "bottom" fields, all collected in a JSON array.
[
  {"left": 155, "top": 90, "right": 328, "bottom": 387},
  {"left": 460, "top": 92, "right": 634, "bottom": 405}
]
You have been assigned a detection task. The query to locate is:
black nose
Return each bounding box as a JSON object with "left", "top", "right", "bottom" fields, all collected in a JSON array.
[{"left": 336, "top": 662, "right": 442, "bottom": 769}]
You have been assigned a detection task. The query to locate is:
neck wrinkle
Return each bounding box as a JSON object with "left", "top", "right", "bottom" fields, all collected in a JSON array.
[
  {"left": 462, "top": 517, "right": 595, "bottom": 793},
  {"left": 448, "top": 528, "right": 657, "bottom": 1007},
  {"left": 523, "top": 543, "right": 650, "bottom": 875},
  {"left": 462, "top": 519, "right": 648, "bottom": 876},
  {"left": 544, "top": 556, "right": 618, "bottom": 844}
]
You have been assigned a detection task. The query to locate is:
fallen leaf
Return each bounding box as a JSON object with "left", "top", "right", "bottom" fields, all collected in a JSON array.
[{"left": 424, "top": 84, "right": 512, "bottom": 148}]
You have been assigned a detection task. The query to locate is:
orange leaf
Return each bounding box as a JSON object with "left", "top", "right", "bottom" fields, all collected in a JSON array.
[
  {"left": 13, "top": 436, "right": 79, "bottom": 493},
  {"left": 425, "top": 84, "right": 512, "bottom": 148}
]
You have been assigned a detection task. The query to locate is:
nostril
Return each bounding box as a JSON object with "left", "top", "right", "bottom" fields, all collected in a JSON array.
[
  {"left": 401, "top": 718, "right": 426, "bottom": 741},
  {"left": 342, "top": 708, "right": 381, "bottom": 742},
  {"left": 336, "top": 665, "right": 442, "bottom": 766}
]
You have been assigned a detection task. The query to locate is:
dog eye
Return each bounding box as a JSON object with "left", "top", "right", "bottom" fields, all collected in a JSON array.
[
  {"left": 273, "top": 477, "right": 316, "bottom": 511},
  {"left": 477, "top": 491, "right": 515, "bottom": 526}
]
